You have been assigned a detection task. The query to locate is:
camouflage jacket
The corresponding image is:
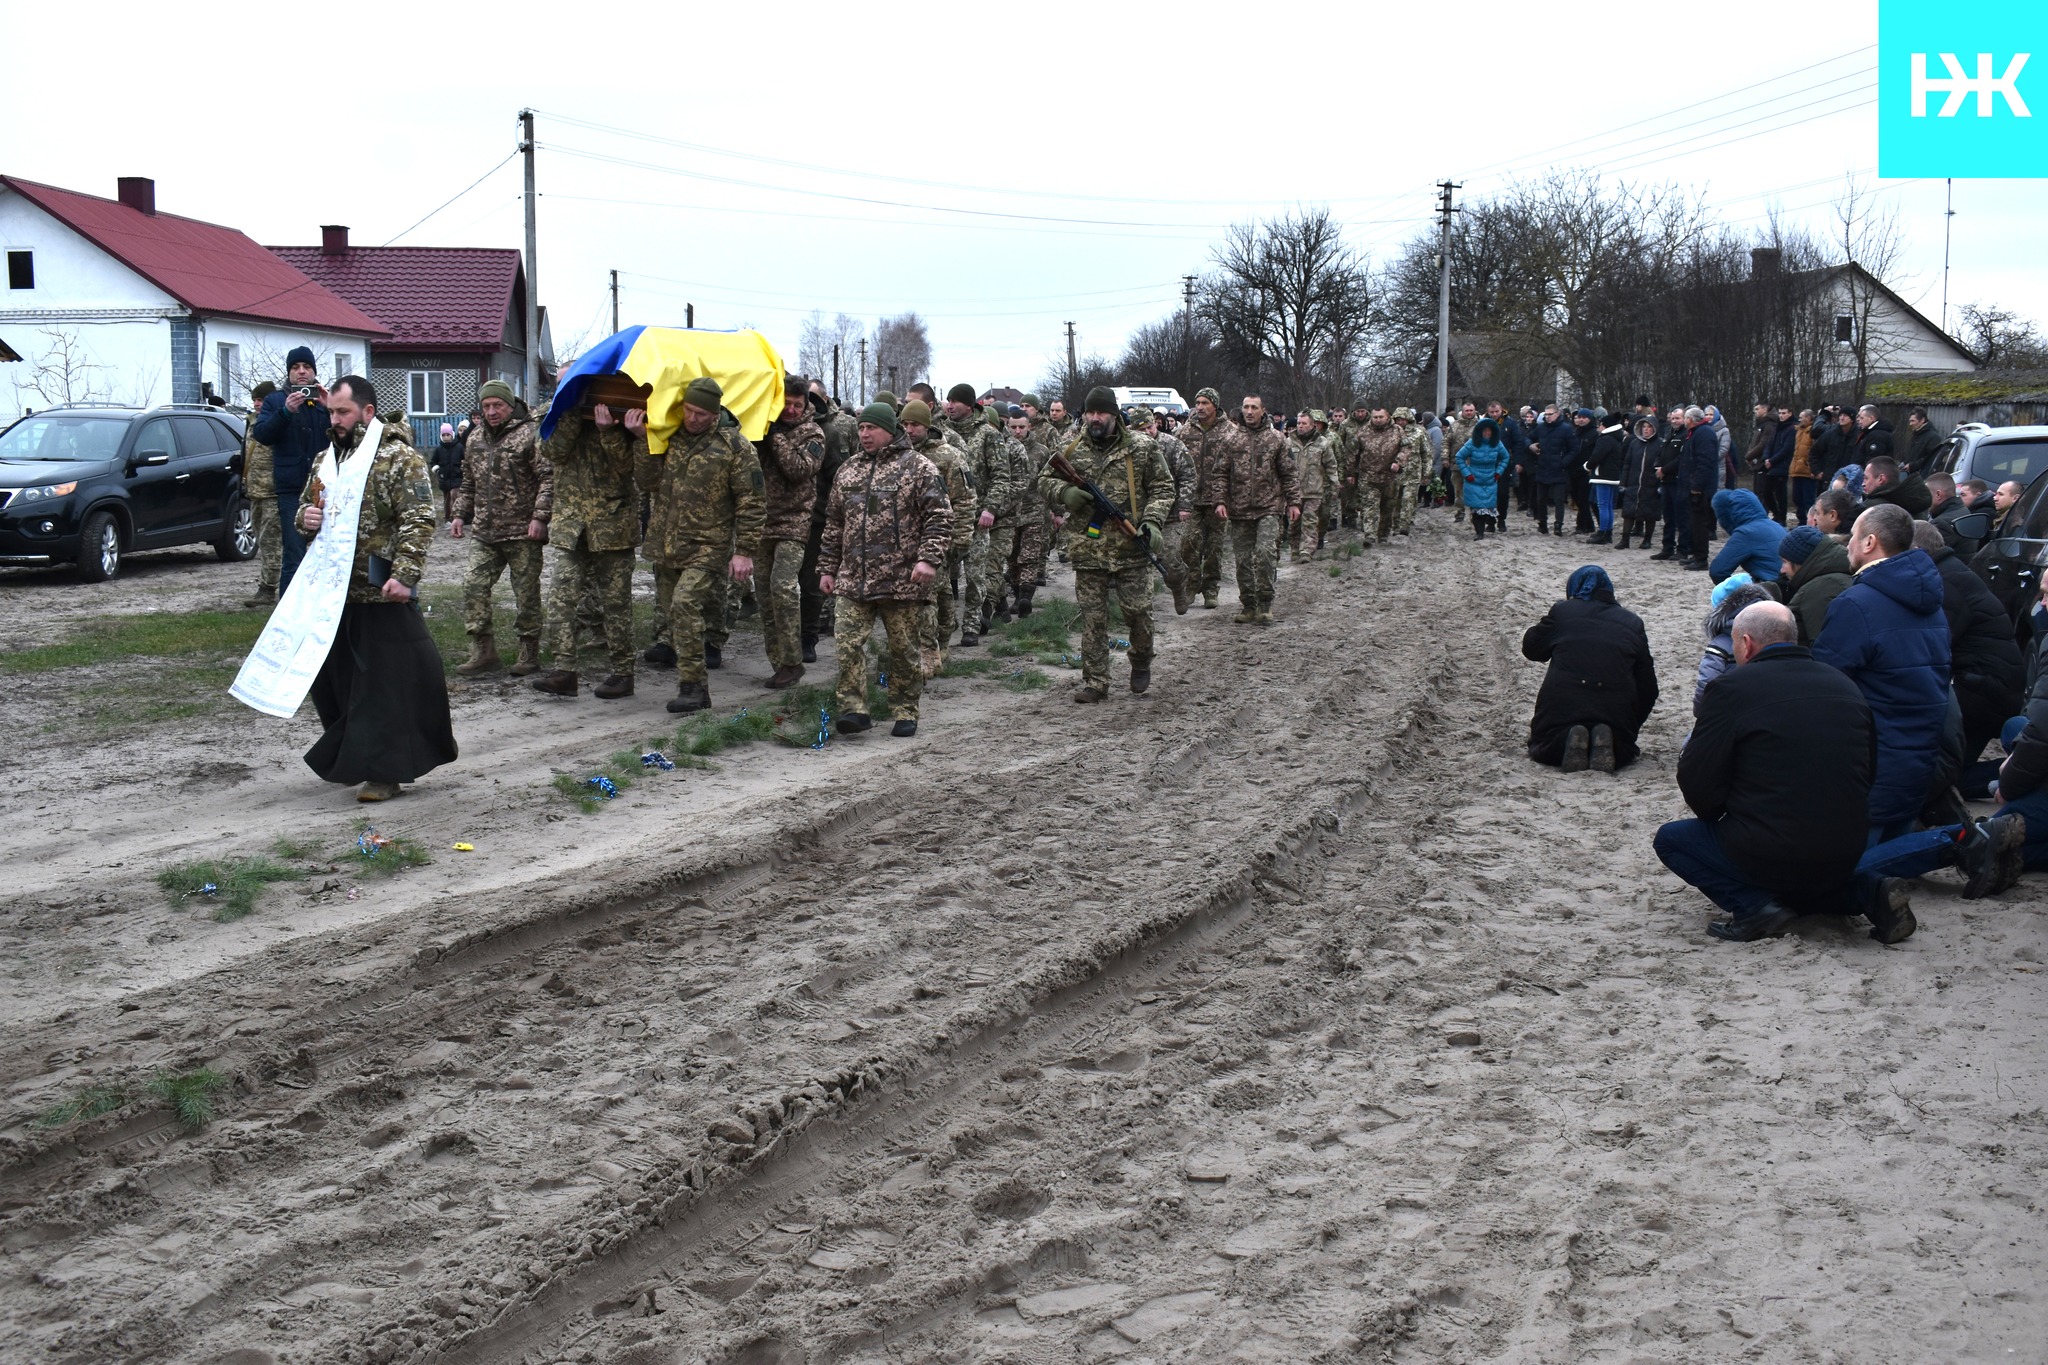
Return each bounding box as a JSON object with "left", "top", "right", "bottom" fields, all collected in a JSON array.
[
  {"left": 1198, "top": 419, "right": 1301, "bottom": 520},
  {"left": 1442, "top": 417, "right": 1477, "bottom": 468},
  {"left": 452, "top": 412, "right": 550, "bottom": 541},
  {"left": 301, "top": 422, "right": 436, "bottom": 605},
  {"left": 809, "top": 406, "right": 858, "bottom": 540},
  {"left": 942, "top": 411, "right": 1022, "bottom": 521},
  {"left": 911, "top": 431, "right": 978, "bottom": 553},
  {"left": 1154, "top": 430, "right": 1196, "bottom": 513},
  {"left": 1288, "top": 433, "right": 1337, "bottom": 504},
  {"left": 241, "top": 426, "right": 276, "bottom": 500},
  {"left": 1041, "top": 426, "right": 1175, "bottom": 572},
  {"left": 1350, "top": 423, "right": 1404, "bottom": 487},
  {"left": 637, "top": 419, "right": 766, "bottom": 563},
  {"left": 758, "top": 416, "right": 825, "bottom": 542},
  {"left": 1396, "top": 424, "right": 1430, "bottom": 478},
  {"left": 1180, "top": 415, "right": 1246, "bottom": 510},
  {"left": 1331, "top": 418, "right": 1365, "bottom": 471},
  {"left": 538, "top": 411, "right": 640, "bottom": 552},
  {"left": 817, "top": 432, "right": 954, "bottom": 601}
]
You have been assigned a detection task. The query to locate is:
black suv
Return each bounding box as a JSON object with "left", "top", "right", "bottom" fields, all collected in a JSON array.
[{"left": 0, "top": 404, "right": 256, "bottom": 581}]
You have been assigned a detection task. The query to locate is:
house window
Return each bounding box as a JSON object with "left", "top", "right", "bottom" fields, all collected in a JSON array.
[
  {"left": 333, "top": 352, "right": 352, "bottom": 381},
  {"left": 216, "top": 342, "right": 240, "bottom": 399},
  {"left": 409, "top": 371, "right": 446, "bottom": 416},
  {"left": 1834, "top": 314, "right": 1857, "bottom": 346},
  {"left": 6, "top": 250, "right": 31, "bottom": 290}
]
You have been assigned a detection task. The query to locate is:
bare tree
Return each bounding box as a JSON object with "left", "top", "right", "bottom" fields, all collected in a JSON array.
[
  {"left": 1831, "top": 176, "right": 1913, "bottom": 404},
  {"left": 799, "top": 311, "right": 866, "bottom": 396},
  {"left": 1203, "top": 207, "right": 1372, "bottom": 413},
  {"left": 1956, "top": 302, "right": 2048, "bottom": 369},
  {"left": 12, "top": 327, "right": 111, "bottom": 408},
  {"left": 873, "top": 313, "right": 932, "bottom": 394}
]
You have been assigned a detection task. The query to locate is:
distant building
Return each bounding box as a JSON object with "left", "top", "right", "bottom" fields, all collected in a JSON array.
[
  {"left": 0, "top": 175, "right": 388, "bottom": 420},
  {"left": 270, "top": 228, "right": 550, "bottom": 447}
]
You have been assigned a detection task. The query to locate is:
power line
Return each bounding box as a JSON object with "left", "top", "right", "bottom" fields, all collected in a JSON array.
[
  {"left": 380, "top": 152, "right": 518, "bottom": 246},
  {"left": 615, "top": 269, "right": 1182, "bottom": 307},
  {"left": 541, "top": 192, "right": 1218, "bottom": 244}
]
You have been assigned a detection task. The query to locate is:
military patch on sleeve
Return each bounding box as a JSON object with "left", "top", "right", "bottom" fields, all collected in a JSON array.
[
  {"left": 411, "top": 475, "right": 434, "bottom": 502},
  {"left": 750, "top": 468, "right": 765, "bottom": 493}
]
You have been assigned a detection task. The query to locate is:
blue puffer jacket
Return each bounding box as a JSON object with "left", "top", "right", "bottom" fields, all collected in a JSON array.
[
  {"left": 1532, "top": 418, "right": 1574, "bottom": 484},
  {"left": 251, "top": 389, "right": 332, "bottom": 495},
  {"left": 1456, "top": 420, "right": 1512, "bottom": 511},
  {"left": 1709, "top": 489, "right": 1788, "bottom": 583},
  {"left": 1812, "top": 548, "right": 1954, "bottom": 825}
]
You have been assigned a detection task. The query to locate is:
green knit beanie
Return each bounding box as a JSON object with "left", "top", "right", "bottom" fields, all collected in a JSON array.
[
  {"left": 858, "top": 402, "right": 900, "bottom": 435},
  {"left": 683, "top": 376, "right": 723, "bottom": 412},
  {"left": 946, "top": 382, "right": 978, "bottom": 407},
  {"left": 479, "top": 379, "right": 515, "bottom": 405},
  {"left": 1021, "top": 392, "right": 1045, "bottom": 411}
]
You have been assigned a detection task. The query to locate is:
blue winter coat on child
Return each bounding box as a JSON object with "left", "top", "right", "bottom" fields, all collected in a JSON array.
[{"left": 1709, "top": 489, "right": 1788, "bottom": 584}]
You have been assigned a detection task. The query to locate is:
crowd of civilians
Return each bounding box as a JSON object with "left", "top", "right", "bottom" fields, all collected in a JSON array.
[{"left": 1514, "top": 398, "right": 2045, "bottom": 944}]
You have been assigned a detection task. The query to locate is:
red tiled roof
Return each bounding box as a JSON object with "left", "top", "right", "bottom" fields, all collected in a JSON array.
[
  {"left": 0, "top": 175, "right": 389, "bottom": 337},
  {"left": 268, "top": 246, "right": 522, "bottom": 352}
]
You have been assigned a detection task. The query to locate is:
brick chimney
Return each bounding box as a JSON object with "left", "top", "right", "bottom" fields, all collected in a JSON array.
[
  {"left": 1751, "top": 246, "right": 1783, "bottom": 277},
  {"left": 321, "top": 225, "right": 349, "bottom": 255},
  {"left": 117, "top": 177, "right": 155, "bottom": 215}
]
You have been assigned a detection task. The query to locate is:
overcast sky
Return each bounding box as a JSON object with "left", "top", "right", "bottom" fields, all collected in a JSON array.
[{"left": 7, "top": 0, "right": 2044, "bottom": 396}]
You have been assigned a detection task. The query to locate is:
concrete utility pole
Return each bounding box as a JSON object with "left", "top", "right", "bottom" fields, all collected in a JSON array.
[
  {"left": 859, "top": 338, "right": 868, "bottom": 404},
  {"left": 832, "top": 344, "right": 841, "bottom": 403},
  {"left": 686, "top": 303, "right": 695, "bottom": 329},
  {"left": 1181, "top": 275, "right": 1197, "bottom": 395},
  {"left": 1433, "top": 180, "right": 1460, "bottom": 420},
  {"left": 520, "top": 109, "right": 539, "bottom": 400},
  {"left": 1064, "top": 321, "right": 1078, "bottom": 399},
  {"left": 1941, "top": 178, "right": 1956, "bottom": 335},
  {"left": 609, "top": 269, "right": 619, "bottom": 333}
]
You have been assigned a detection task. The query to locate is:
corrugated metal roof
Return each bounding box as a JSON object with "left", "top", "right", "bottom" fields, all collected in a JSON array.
[
  {"left": 0, "top": 175, "right": 390, "bottom": 337},
  {"left": 268, "top": 245, "right": 521, "bottom": 351}
]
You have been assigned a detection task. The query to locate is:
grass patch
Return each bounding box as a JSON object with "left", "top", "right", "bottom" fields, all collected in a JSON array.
[
  {"left": 270, "top": 833, "right": 322, "bottom": 861},
  {"left": 938, "top": 656, "right": 1002, "bottom": 677},
  {"left": 1001, "top": 667, "right": 1051, "bottom": 692},
  {"left": 156, "top": 855, "right": 308, "bottom": 922},
  {"left": 677, "top": 685, "right": 834, "bottom": 754},
  {"left": 34, "top": 1083, "right": 127, "bottom": 1129},
  {"left": 0, "top": 611, "right": 265, "bottom": 673},
  {"left": 993, "top": 595, "right": 1079, "bottom": 648},
  {"left": 148, "top": 1069, "right": 226, "bottom": 1130},
  {"left": 350, "top": 819, "right": 430, "bottom": 877},
  {"left": 1328, "top": 564, "right": 1344, "bottom": 577}
]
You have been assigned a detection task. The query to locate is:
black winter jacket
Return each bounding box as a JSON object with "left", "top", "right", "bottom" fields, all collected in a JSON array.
[
  {"left": 1678, "top": 644, "right": 1875, "bottom": 896},
  {"left": 1621, "top": 431, "right": 1662, "bottom": 516},
  {"left": 1809, "top": 423, "right": 1854, "bottom": 481},
  {"left": 1521, "top": 596, "right": 1660, "bottom": 765},
  {"left": 1929, "top": 546, "right": 2024, "bottom": 700},
  {"left": 251, "top": 389, "right": 332, "bottom": 494},
  {"left": 1853, "top": 419, "right": 1896, "bottom": 466},
  {"left": 1583, "top": 425, "right": 1626, "bottom": 483}
]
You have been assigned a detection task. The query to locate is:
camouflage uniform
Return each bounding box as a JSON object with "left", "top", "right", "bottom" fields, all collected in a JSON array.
[
  {"left": 638, "top": 418, "right": 765, "bottom": 687},
  {"left": 801, "top": 403, "right": 860, "bottom": 650},
  {"left": 997, "top": 430, "right": 1047, "bottom": 595},
  {"left": 1179, "top": 411, "right": 1249, "bottom": 602},
  {"left": 242, "top": 425, "right": 281, "bottom": 596},
  {"left": 910, "top": 428, "right": 978, "bottom": 675},
  {"left": 1196, "top": 418, "right": 1299, "bottom": 617},
  {"left": 817, "top": 431, "right": 954, "bottom": 722},
  {"left": 748, "top": 414, "right": 825, "bottom": 671},
  {"left": 299, "top": 422, "right": 437, "bottom": 603},
  {"left": 1149, "top": 425, "right": 1197, "bottom": 587},
  {"left": 1042, "top": 422, "right": 1175, "bottom": 695},
  {"left": 1440, "top": 414, "right": 1477, "bottom": 521},
  {"left": 1349, "top": 421, "right": 1403, "bottom": 547},
  {"left": 1333, "top": 416, "right": 1367, "bottom": 526},
  {"left": 539, "top": 411, "right": 640, "bottom": 676},
  {"left": 944, "top": 411, "right": 1021, "bottom": 627},
  {"left": 1287, "top": 430, "right": 1337, "bottom": 559},
  {"left": 1393, "top": 411, "right": 1430, "bottom": 534},
  {"left": 1023, "top": 415, "right": 1061, "bottom": 585},
  {"left": 452, "top": 410, "right": 550, "bottom": 642}
]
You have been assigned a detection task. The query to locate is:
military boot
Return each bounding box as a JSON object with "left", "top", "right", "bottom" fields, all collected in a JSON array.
[
  {"left": 767, "top": 664, "right": 805, "bottom": 689},
  {"left": 593, "top": 673, "right": 634, "bottom": 700},
  {"left": 242, "top": 587, "right": 276, "bottom": 610},
  {"left": 1170, "top": 577, "right": 1191, "bottom": 616},
  {"left": 993, "top": 589, "right": 1013, "bottom": 625},
  {"left": 456, "top": 634, "right": 500, "bottom": 676},
  {"left": 531, "top": 669, "right": 578, "bottom": 697},
  {"left": 958, "top": 627, "right": 980, "bottom": 647},
  {"left": 643, "top": 641, "right": 678, "bottom": 668},
  {"left": 1233, "top": 604, "right": 1256, "bottom": 623},
  {"left": 801, "top": 635, "right": 818, "bottom": 664},
  {"left": 1201, "top": 591, "right": 1219, "bottom": 610},
  {"left": 509, "top": 636, "right": 541, "bottom": 677},
  {"left": 666, "top": 681, "right": 710, "bottom": 714},
  {"left": 1255, "top": 602, "right": 1274, "bottom": 624},
  {"left": 704, "top": 644, "right": 723, "bottom": 670},
  {"left": 1014, "top": 586, "right": 1036, "bottom": 618}
]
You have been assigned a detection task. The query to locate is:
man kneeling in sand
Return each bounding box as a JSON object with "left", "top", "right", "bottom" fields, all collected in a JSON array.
[{"left": 1654, "top": 602, "right": 1916, "bottom": 943}]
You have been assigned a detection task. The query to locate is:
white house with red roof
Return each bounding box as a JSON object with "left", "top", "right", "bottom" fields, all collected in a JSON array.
[
  {"left": 271, "top": 226, "right": 550, "bottom": 447},
  {"left": 0, "top": 175, "right": 389, "bottom": 422}
]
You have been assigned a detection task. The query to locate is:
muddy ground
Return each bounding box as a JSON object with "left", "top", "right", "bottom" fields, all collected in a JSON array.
[{"left": 0, "top": 512, "right": 2042, "bottom": 1365}]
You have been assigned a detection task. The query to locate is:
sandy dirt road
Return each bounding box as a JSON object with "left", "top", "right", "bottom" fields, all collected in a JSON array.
[{"left": 1, "top": 512, "right": 2043, "bottom": 1364}]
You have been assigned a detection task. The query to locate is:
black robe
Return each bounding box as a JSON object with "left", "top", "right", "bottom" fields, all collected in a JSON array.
[{"left": 305, "top": 601, "right": 458, "bottom": 785}]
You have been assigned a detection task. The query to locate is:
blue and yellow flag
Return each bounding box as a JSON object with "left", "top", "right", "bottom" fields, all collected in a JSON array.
[{"left": 544, "top": 326, "right": 786, "bottom": 453}]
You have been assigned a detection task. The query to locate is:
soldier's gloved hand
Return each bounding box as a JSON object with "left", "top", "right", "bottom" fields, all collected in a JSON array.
[
  {"left": 1058, "top": 485, "right": 1092, "bottom": 514},
  {"left": 1140, "top": 521, "right": 1165, "bottom": 552}
]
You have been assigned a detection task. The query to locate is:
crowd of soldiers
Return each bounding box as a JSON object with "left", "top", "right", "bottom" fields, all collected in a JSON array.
[{"left": 240, "top": 376, "right": 1455, "bottom": 733}]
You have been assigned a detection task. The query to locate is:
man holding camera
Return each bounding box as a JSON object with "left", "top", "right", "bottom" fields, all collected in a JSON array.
[{"left": 251, "top": 346, "right": 331, "bottom": 595}]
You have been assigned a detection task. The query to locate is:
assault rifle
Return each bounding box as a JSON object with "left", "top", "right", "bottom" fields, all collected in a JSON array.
[{"left": 1046, "top": 448, "right": 1172, "bottom": 581}]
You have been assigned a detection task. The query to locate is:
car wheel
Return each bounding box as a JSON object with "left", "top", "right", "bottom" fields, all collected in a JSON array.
[
  {"left": 77, "top": 510, "right": 122, "bottom": 582},
  {"left": 217, "top": 498, "right": 257, "bottom": 562}
]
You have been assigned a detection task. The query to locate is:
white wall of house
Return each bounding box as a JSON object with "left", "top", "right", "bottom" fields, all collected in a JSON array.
[
  {"left": 195, "top": 318, "right": 368, "bottom": 407},
  {"left": 1820, "top": 276, "right": 1978, "bottom": 381}
]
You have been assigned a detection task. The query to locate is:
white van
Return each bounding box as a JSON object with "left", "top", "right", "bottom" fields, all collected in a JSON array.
[{"left": 1110, "top": 385, "right": 1189, "bottom": 416}]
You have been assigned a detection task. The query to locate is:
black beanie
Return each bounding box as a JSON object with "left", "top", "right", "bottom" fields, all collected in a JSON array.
[
  {"left": 946, "top": 383, "right": 978, "bottom": 407},
  {"left": 1083, "top": 386, "right": 1119, "bottom": 416},
  {"left": 286, "top": 345, "right": 316, "bottom": 370}
]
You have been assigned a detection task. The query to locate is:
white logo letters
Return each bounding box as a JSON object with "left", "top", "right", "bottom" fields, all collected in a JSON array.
[{"left": 1911, "top": 52, "right": 2032, "bottom": 117}]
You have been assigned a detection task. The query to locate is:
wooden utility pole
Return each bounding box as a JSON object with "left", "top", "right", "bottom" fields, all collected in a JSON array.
[
  {"left": 1433, "top": 180, "right": 1460, "bottom": 419},
  {"left": 859, "top": 338, "right": 867, "bottom": 404},
  {"left": 609, "top": 269, "right": 619, "bottom": 333},
  {"left": 832, "top": 343, "right": 841, "bottom": 402},
  {"left": 520, "top": 109, "right": 538, "bottom": 400},
  {"left": 1181, "top": 275, "right": 1197, "bottom": 395},
  {"left": 685, "top": 303, "right": 695, "bottom": 328},
  {"left": 1064, "top": 321, "right": 1078, "bottom": 399}
]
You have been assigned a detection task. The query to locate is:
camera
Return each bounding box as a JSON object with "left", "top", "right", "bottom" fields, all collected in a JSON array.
[{"left": 294, "top": 385, "right": 322, "bottom": 404}]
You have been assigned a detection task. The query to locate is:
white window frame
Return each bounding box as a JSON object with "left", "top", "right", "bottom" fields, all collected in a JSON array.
[
  {"left": 333, "top": 352, "right": 353, "bottom": 381},
  {"left": 409, "top": 370, "right": 446, "bottom": 416},
  {"left": 216, "top": 342, "right": 240, "bottom": 399}
]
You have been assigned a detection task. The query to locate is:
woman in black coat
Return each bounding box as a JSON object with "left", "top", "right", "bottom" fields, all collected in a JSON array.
[
  {"left": 1522, "top": 565, "right": 1661, "bottom": 772},
  {"left": 1618, "top": 415, "right": 1662, "bottom": 550}
]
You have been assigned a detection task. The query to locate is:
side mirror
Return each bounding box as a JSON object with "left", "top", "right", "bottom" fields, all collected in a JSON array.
[
  {"left": 131, "top": 447, "right": 171, "bottom": 468},
  {"left": 1953, "top": 511, "right": 1994, "bottom": 541}
]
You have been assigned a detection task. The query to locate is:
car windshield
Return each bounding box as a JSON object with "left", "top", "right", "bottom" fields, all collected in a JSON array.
[{"left": 0, "top": 415, "right": 130, "bottom": 463}]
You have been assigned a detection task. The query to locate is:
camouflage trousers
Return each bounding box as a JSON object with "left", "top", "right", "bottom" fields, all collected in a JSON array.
[
  {"left": 1185, "top": 508, "right": 1230, "bottom": 596},
  {"left": 917, "top": 547, "right": 967, "bottom": 671},
  {"left": 253, "top": 496, "right": 282, "bottom": 593},
  {"left": 463, "top": 537, "right": 544, "bottom": 639},
  {"left": 1396, "top": 467, "right": 1424, "bottom": 534},
  {"left": 1159, "top": 516, "right": 1191, "bottom": 590},
  {"left": 1003, "top": 516, "right": 1047, "bottom": 590},
  {"left": 1075, "top": 564, "right": 1154, "bottom": 693},
  {"left": 652, "top": 546, "right": 729, "bottom": 684},
  {"left": 1289, "top": 498, "right": 1323, "bottom": 557},
  {"left": 965, "top": 522, "right": 1013, "bottom": 623},
  {"left": 834, "top": 598, "right": 924, "bottom": 721},
  {"left": 1228, "top": 516, "right": 1282, "bottom": 610},
  {"left": 544, "top": 539, "right": 634, "bottom": 675},
  {"left": 756, "top": 536, "right": 805, "bottom": 669},
  {"left": 653, "top": 558, "right": 735, "bottom": 652},
  {"left": 1356, "top": 482, "right": 1399, "bottom": 547},
  {"left": 1027, "top": 504, "right": 1054, "bottom": 582}
]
